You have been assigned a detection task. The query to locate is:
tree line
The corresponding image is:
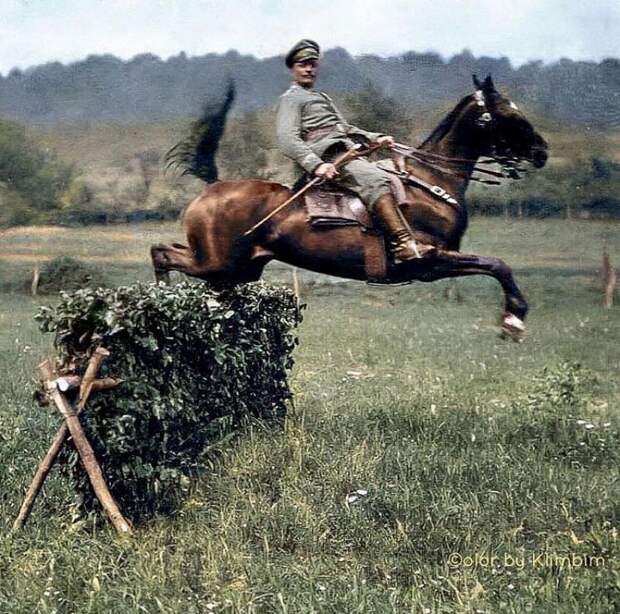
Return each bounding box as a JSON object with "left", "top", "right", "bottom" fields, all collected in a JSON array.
[
  {"left": 1, "top": 85, "right": 618, "bottom": 227},
  {"left": 0, "top": 48, "right": 618, "bottom": 128}
]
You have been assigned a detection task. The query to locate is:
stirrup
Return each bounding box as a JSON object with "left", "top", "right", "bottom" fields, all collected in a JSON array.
[{"left": 390, "top": 237, "right": 435, "bottom": 261}]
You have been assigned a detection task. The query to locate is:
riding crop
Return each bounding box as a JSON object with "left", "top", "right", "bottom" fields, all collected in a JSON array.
[{"left": 243, "top": 142, "right": 384, "bottom": 236}]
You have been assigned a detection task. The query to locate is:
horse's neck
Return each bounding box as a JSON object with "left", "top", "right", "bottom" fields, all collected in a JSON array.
[{"left": 413, "top": 100, "right": 483, "bottom": 194}]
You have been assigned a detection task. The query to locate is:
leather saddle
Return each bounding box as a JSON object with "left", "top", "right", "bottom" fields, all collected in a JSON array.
[
  {"left": 300, "top": 174, "right": 413, "bottom": 284},
  {"left": 302, "top": 160, "right": 409, "bottom": 231},
  {"left": 304, "top": 182, "right": 374, "bottom": 230}
]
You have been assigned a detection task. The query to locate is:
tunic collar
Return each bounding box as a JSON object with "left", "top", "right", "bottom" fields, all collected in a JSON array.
[{"left": 290, "top": 81, "right": 315, "bottom": 93}]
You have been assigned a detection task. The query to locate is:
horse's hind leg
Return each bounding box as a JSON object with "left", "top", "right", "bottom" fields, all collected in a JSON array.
[
  {"left": 151, "top": 242, "right": 272, "bottom": 286},
  {"left": 150, "top": 243, "right": 202, "bottom": 283}
]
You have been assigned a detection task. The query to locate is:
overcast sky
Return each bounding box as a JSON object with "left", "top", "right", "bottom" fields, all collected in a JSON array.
[{"left": 1, "top": 0, "right": 618, "bottom": 75}]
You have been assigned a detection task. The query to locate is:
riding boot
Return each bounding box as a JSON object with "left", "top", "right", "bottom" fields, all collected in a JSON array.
[{"left": 373, "top": 193, "right": 435, "bottom": 260}]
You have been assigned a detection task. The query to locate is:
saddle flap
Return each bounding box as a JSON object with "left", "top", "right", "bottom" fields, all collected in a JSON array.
[{"left": 304, "top": 186, "right": 373, "bottom": 229}]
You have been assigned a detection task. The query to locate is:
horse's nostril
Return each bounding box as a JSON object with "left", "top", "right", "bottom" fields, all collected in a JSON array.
[{"left": 532, "top": 149, "right": 548, "bottom": 168}]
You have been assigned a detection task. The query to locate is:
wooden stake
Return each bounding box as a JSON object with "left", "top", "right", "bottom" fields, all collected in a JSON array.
[
  {"left": 55, "top": 375, "right": 82, "bottom": 393},
  {"left": 91, "top": 378, "right": 124, "bottom": 393},
  {"left": 602, "top": 247, "right": 616, "bottom": 309},
  {"left": 14, "top": 356, "right": 130, "bottom": 533},
  {"left": 292, "top": 267, "right": 300, "bottom": 303},
  {"left": 13, "top": 419, "right": 71, "bottom": 531},
  {"left": 38, "top": 360, "right": 131, "bottom": 534},
  {"left": 12, "top": 375, "right": 122, "bottom": 531},
  {"left": 13, "top": 350, "right": 122, "bottom": 531},
  {"left": 78, "top": 347, "right": 109, "bottom": 411},
  {"left": 31, "top": 265, "right": 40, "bottom": 297}
]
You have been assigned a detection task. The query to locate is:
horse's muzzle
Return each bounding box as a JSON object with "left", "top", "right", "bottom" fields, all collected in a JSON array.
[{"left": 531, "top": 147, "right": 548, "bottom": 169}]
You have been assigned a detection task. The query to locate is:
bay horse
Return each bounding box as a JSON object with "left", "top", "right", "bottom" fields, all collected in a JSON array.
[{"left": 152, "top": 75, "right": 548, "bottom": 341}]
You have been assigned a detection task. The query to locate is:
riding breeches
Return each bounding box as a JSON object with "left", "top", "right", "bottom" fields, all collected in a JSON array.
[{"left": 332, "top": 156, "right": 392, "bottom": 212}]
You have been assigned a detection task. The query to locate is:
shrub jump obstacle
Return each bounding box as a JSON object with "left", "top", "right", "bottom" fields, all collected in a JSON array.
[{"left": 14, "top": 281, "right": 302, "bottom": 531}]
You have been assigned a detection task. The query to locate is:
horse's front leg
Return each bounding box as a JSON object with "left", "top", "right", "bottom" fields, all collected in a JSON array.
[{"left": 416, "top": 251, "right": 528, "bottom": 341}]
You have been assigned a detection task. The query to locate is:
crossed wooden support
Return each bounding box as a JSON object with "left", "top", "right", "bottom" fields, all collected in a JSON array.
[{"left": 13, "top": 347, "right": 132, "bottom": 534}]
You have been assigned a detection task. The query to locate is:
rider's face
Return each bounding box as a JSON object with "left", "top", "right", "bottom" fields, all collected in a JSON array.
[{"left": 292, "top": 59, "right": 318, "bottom": 88}]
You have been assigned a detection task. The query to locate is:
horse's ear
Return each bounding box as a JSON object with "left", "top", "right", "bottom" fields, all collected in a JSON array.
[
  {"left": 483, "top": 75, "right": 496, "bottom": 93},
  {"left": 472, "top": 74, "right": 483, "bottom": 90}
]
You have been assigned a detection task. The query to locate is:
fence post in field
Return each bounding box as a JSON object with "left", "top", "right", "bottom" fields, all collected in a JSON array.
[
  {"left": 602, "top": 247, "right": 616, "bottom": 309},
  {"left": 31, "top": 265, "right": 40, "bottom": 296},
  {"left": 292, "top": 267, "right": 300, "bottom": 303}
]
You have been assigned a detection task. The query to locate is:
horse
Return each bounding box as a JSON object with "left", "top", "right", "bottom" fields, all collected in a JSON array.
[{"left": 151, "top": 75, "right": 548, "bottom": 341}]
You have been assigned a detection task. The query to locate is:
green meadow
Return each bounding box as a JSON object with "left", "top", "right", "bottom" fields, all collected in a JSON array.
[{"left": 0, "top": 217, "right": 618, "bottom": 612}]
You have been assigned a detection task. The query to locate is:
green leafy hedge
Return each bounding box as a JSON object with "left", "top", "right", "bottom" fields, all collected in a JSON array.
[
  {"left": 36, "top": 281, "right": 302, "bottom": 523},
  {"left": 38, "top": 256, "right": 108, "bottom": 294}
]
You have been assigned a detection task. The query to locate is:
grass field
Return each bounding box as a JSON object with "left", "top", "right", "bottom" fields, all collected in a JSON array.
[{"left": 1, "top": 218, "right": 619, "bottom": 612}]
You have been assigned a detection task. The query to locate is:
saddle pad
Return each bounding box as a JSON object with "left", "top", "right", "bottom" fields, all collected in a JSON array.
[{"left": 304, "top": 187, "right": 373, "bottom": 229}]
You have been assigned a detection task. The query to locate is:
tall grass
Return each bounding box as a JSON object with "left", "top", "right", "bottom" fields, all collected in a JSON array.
[{"left": 0, "top": 218, "right": 619, "bottom": 612}]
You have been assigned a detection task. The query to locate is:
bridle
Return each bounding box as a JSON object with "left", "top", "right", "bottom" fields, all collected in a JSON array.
[{"left": 393, "top": 90, "right": 528, "bottom": 184}]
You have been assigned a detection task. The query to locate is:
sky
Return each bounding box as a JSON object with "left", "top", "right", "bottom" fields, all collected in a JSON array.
[{"left": 1, "top": 0, "right": 619, "bottom": 75}]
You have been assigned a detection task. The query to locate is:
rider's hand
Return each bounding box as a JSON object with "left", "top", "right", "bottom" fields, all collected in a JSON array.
[
  {"left": 314, "top": 162, "right": 339, "bottom": 179},
  {"left": 375, "top": 135, "right": 395, "bottom": 148}
]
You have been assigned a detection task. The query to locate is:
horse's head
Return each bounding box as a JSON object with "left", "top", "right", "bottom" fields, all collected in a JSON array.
[{"left": 471, "top": 75, "right": 548, "bottom": 169}]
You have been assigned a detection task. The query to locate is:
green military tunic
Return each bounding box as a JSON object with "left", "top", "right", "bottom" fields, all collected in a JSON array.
[{"left": 276, "top": 82, "right": 393, "bottom": 211}]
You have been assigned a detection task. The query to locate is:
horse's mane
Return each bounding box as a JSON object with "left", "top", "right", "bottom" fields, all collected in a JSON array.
[
  {"left": 165, "top": 81, "right": 235, "bottom": 183},
  {"left": 420, "top": 94, "right": 474, "bottom": 148}
]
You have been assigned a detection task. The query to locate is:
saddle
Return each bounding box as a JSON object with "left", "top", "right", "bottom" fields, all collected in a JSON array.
[
  {"left": 302, "top": 170, "right": 412, "bottom": 283},
  {"left": 304, "top": 166, "right": 409, "bottom": 231},
  {"left": 304, "top": 183, "right": 374, "bottom": 230}
]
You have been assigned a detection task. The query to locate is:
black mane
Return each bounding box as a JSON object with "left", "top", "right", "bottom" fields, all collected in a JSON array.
[{"left": 420, "top": 94, "right": 474, "bottom": 148}]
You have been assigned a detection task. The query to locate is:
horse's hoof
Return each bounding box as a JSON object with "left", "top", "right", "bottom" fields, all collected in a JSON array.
[
  {"left": 500, "top": 314, "right": 525, "bottom": 342},
  {"left": 154, "top": 269, "right": 171, "bottom": 284}
]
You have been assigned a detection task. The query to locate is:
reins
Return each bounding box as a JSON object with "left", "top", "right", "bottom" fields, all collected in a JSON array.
[{"left": 392, "top": 141, "right": 522, "bottom": 185}]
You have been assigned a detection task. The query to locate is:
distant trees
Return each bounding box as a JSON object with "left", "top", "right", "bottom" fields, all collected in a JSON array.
[
  {"left": 343, "top": 82, "right": 412, "bottom": 142},
  {"left": 219, "top": 112, "right": 272, "bottom": 179},
  {"left": 0, "top": 120, "right": 87, "bottom": 227},
  {"left": 468, "top": 156, "right": 620, "bottom": 220},
  {"left": 133, "top": 148, "right": 161, "bottom": 207},
  {"left": 1, "top": 49, "right": 619, "bottom": 129}
]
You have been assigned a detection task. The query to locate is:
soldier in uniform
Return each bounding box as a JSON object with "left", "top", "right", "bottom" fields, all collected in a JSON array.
[{"left": 276, "top": 39, "right": 434, "bottom": 260}]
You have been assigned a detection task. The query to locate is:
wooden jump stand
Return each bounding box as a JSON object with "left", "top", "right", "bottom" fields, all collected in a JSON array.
[{"left": 13, "top": 347, "right": 132, "bottom": 535}]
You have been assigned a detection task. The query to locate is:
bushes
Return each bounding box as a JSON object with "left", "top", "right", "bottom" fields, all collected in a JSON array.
[
  {"left": 36, "top": 281, "right": 302, "bottom": 523},
  {"left": 0, "top": 119, "right": 83, "bottom": 227},
  {"left": 37, "top": 256, "right": 107, "bottom": 294}
]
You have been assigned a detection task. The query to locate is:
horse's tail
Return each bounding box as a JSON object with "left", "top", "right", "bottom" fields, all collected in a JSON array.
[{"left": 165, "top": 81, "right": 235, "bottom": 183}]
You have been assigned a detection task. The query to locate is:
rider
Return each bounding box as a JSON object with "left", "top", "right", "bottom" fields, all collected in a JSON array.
[{"left": 276, "top": 39, "right": 434, "bottom": 260}]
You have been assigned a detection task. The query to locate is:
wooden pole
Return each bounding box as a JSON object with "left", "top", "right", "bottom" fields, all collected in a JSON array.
[
  {"left": 12, "top": 377, "right": 122, "bottom": 531},
  {"left": 31, "top": 265, "right": 40, "bottom": 297},
  {"left": 13, "top": 350, "right": 122, "bottom": 531},
  {"left": 602, "top": 247, "right": 616, "bottom": 309},
  {"left": 38, "top": 360, "right": 131, "bottom": 534},
  {"left": 13, "top": 419, "right": 71, "bottom": 531},
  {"left": 292, "top": 267, "right": 300, "bottom": 303},
  {"left": 78, "top": 347, "right": 109, "bottom": 410}
]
